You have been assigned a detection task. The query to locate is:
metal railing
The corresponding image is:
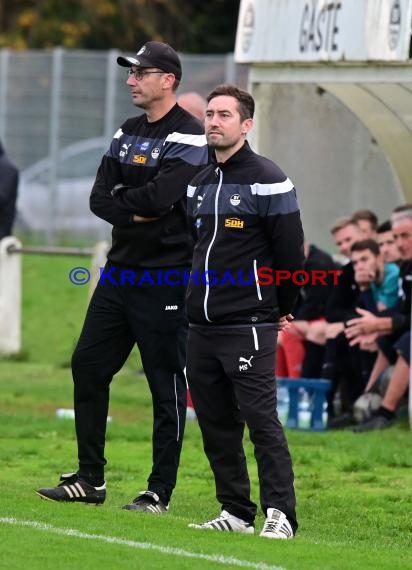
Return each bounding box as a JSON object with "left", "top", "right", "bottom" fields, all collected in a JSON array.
[
  {"left": 7, "top": 244, "right": 96, "bottom": 257},
  {"left": 0, "top": 237, "right": 109, "bottom": 355}
]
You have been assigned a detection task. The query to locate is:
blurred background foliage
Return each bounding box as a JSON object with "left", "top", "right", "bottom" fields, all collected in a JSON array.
[{"left": 0, "top": 0, "right": 240, "bottom": 52}]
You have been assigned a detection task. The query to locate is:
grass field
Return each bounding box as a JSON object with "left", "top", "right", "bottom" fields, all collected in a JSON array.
[{"left": 1, "top": 255, "right": 412, "bottom": 569}]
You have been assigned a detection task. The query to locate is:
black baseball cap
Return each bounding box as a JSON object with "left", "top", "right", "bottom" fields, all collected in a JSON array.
[{"left": 117, "top": 41, "right": 182, "bottom": 80}]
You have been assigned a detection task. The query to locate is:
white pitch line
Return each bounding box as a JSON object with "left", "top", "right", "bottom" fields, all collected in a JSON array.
[{"left": 0, "top": 517, "right": 287, "bottom": 570}]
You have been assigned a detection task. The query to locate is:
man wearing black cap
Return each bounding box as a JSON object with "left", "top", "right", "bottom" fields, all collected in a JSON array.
[{"left": 36, "top": 41, "right": 209, "bottom": 513}]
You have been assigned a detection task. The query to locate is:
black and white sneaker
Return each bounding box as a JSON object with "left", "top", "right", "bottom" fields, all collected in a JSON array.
[
  {"left": 36, "top": 473, "right": 106, "bottom": 505},
  {"left": 188, "top": 510, "right": 255, "bottom": 533},
  {"left": 123, "top": 490, "right": 168, "bottom": 513},
  {"left": 353, "top": 414, "right": 393, "bottom": 432},
  {"left": 260, "top": 508, "right": 294, "bottom": 539}
]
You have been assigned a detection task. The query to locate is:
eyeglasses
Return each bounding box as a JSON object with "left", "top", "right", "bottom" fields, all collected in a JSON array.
[{"left": 127, "top": 69, "right": 165, "bottom": 81}]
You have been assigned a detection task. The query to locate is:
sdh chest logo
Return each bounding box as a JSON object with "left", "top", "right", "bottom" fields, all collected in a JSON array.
[
  {"left": 225, "top": 217, "right": 244, "bottom": 229},
  {"left": 133, "top": 154, "right": 147, "bottom": 164}
]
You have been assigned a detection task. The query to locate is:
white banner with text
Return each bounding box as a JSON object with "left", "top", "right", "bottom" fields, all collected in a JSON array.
[{"left": 235, "top": 0, "right": 412, "bottom": 63}]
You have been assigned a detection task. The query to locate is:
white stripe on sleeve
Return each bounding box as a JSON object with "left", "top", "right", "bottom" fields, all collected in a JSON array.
[
  {"left": 250, "top": 178, "right": 294, "bottom": 196},
  {"left": 164, "top": 132, "right": 207, "bottom": 147}
]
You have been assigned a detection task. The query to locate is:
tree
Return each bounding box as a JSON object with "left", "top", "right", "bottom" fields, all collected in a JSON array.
[{"left": 0, "top": 0, "right": 240, "bottom": 53}]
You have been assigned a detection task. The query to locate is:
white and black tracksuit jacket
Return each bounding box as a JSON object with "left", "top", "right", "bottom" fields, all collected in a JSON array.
[
  {"left": 90, "top": 103, "right": 209, "bottom": 268},
  {"left": 186, "top": 141, "right": 304, "bottom": 326}
]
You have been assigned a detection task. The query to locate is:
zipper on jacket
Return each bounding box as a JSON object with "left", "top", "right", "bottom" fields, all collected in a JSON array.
[
  {"left": 203, "top": 167, "right": 223, "bottom": 322},
  {"left": 253, "top": 259, "right": 263, "bottom": 301}
]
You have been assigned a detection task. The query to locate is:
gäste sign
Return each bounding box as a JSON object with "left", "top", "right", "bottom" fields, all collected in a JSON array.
[{"left": 235, "top": 0, "right": 412, "bottom": 63}]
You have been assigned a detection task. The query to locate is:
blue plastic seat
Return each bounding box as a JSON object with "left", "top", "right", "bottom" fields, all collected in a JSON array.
[{"left": 277, "top": 378, "right": 331, "bottom": 431}]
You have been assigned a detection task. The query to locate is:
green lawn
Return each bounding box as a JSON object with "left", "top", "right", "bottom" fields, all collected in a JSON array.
[{"left": 0, "top": 255, "right": 411, "bottom": 569}]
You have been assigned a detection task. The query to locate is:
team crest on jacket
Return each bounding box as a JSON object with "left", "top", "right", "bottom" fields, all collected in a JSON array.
[
  {"left": 151, "top": 147, "right": 160, "bottom": 159},
  {"left": 225, "top": 217, "right": 244, "bottom": 229},
  {"left": 230, "top": 194, "right": 241, "bottom": 206}
]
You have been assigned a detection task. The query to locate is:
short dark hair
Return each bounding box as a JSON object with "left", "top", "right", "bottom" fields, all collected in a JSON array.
[
  {"left": 350, "top": 239, "right": 380, "bottom": 256},
  {"left": 391, "top": 204, "right": 412, "bottom": 225},
  {"left": 351, "top": 209, "right": 378, "bottom": 230},
  {"left": 377, "top": 220, "right": 392, "bottom": 233},
  {"left": 393, "top": 203, "right": 412, "bottom": 213},
  {"left": 206, "top": 84, "right": 254, "bottom": 121}
]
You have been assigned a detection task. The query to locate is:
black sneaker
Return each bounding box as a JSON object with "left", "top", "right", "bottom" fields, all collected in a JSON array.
[
  {"left": 36, "top": 473, "right": 106, "bottom": 505},
  {"left": 327, "top": 412, "right": 355, "bottom": 429},
  {"left": 353, "top": 415, "right": 394, "bottom": 433},
  {"left": 123, "top": 490, "right": 168, "bottom": 513}
]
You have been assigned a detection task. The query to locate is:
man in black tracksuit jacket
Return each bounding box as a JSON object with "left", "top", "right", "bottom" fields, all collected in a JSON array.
[
  {"left": 186, "top": 85, "right": 304, "bottom": 539},
  {"left": 37, "top": 42, "right": 209, "bottom": 511}
]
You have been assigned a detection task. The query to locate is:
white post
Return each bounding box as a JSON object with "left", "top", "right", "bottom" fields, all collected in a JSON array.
[
  {"left": 0, "top": 49, "right": 10, "bottom": 142},
  {"left": 0, "top": 236, "right": 22, "bottom": 354},
  {"left": 47, "top": 47, "right": 63, "bottom": 245}
]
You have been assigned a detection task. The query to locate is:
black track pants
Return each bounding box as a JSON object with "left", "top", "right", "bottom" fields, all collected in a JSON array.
[
  {"left": 186, "top": 324, "right": 297, "bottom": 533},
  {"left": 71, "top": 266, "right": 187, "bottom": 504}
]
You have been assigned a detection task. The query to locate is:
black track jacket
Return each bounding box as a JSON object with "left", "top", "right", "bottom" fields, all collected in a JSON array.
[
  {"left": 90, "top": 104, "right": 209, "bottom": 268},
  {"left": 186, "top": 142, "right": 304, "bottom": 326}
]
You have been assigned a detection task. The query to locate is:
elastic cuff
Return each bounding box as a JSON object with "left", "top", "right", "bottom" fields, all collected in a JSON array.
[
  {"left": 78, "top": 466, "right": 104, "bottom": 482},
  {"left": 377, "top": 406, "right": 395, "bottom": 420}
]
